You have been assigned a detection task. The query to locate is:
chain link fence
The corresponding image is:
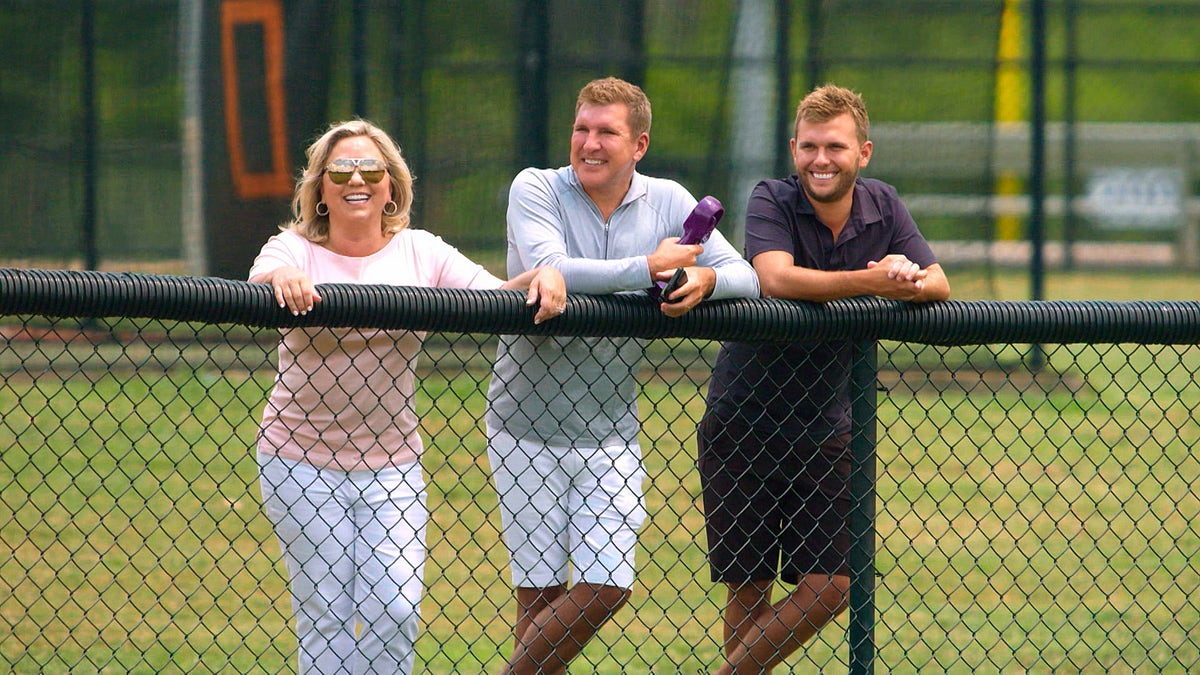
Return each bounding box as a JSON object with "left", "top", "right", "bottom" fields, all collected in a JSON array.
[{"left": 3, "top": 269, "right": 1200, "bottom": 672}]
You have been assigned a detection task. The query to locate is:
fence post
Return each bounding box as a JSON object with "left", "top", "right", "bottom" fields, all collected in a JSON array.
[
  {"left": 81, "top": 0, "right": 98, "bottom": 272},
  {"left": 848, "top": 339, "right": 878, "bottom": 674},
  {"left": 516, "top": 0, "right": 549, "bottom": 171}
]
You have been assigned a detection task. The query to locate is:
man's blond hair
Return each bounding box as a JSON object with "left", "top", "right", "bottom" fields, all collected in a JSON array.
[
  {"left": 576, "top": 77, "right": 652, "bottom": 137},
  {"left": 795, "top": 84, "right": 870, "bottom": 144}
]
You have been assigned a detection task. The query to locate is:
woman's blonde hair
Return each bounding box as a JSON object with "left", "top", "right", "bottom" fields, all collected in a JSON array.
[{"left": 285, "top": 119, "right": 414, "bottom": 242}]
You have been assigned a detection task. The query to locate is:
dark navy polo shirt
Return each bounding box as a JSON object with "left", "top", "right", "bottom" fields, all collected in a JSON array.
[{"left": 703, "top": 176, "right": 937, "bottom": 449}]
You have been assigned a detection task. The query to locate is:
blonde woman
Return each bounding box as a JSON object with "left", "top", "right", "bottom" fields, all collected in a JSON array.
[{"left": 250, "top": 119, "right": 564, "bottom": 674}]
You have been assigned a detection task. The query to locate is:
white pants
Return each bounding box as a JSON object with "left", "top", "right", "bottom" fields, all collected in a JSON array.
[
  {"left": 486, "top": 428, "right": 646, "bottom": 589},
  {"left": 258, "top": 454, "right": 427, "bottom": 675}
]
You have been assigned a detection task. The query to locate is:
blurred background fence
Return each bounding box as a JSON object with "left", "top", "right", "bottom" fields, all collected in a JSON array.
[
  {"left": 2, "top": 270, "right": 1200, "bottom": 672},
  {"left": 1, "top": 0, "right": 1197, "bottom": 277}
]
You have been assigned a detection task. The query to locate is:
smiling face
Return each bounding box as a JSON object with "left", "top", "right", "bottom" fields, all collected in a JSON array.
[
  {"left": 790, "top": 112, "right": 872, "bottom": 206},
  {"left": 321, "top": 135, "right": 391, "bottom": 229},
  {"left": 569, "top": 102, "right": 649, "bottom": 207}
]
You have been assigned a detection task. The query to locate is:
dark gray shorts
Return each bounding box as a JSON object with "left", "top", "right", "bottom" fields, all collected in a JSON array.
[{"left": 697, "top": 415, "right": 851, "bottom": 584}]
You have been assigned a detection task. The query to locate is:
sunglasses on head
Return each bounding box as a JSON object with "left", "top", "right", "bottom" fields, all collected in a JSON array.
[{"left": 325, "top": 158, "right": 387, "bottom": 184}]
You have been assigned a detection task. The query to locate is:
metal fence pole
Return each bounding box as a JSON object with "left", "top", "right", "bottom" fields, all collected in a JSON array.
[
  {"left": 774, "top": 0, "right": 792, "bottom": 180},
  {"left": 1029, "top": 0, "right": 1046, "bottom": 302},
  {"left": 352, "top": 0, "right": 368, "bottom": 116},
  {"left": 804, "top": 0, "right": 822, "bottom": 89},
  {"left": 848, "top": 339, "right": 878, "bottom": 674},
  {"left": 1062, "top": 0, "right": 1078, "bottom": 270},
  {"left": 1029, "top": 0, "right": 1047, "bottom": 370},
  {"left": 81, "top": 0, "right": 98, "bottom": 272},
  {"left": 516, "top": 0, "right": 549, "bottom": 171}
]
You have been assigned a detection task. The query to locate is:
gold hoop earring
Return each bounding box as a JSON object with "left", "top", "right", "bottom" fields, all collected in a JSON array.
[
  {"left": 315, "top": 201, "right": 329, "bottom": 217},
  {"left": 383, "top": 200, "right": 399, "bottom": 216}
]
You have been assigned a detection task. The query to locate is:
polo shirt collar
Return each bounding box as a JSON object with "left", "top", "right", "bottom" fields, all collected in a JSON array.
[
  {"left": 793, "top": 177, "right": 882, "bottom": 243},
  {"left": 851, "top": 180, "right": 883, "bottom": 225}
]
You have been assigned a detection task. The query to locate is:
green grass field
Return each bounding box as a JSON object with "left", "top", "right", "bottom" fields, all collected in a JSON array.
[{"left": 2, "top": 270, "right": 1200, "bottom": 672}]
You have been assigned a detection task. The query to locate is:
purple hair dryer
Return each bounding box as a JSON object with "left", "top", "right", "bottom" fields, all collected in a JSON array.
[{"left": 649, "top": 195, "right": 724, "bottom": 301}]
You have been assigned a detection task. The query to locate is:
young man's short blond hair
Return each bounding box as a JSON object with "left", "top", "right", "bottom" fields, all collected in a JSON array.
[
  {"left": 795, "top": 84, "right": 870, "bottom": 144},
  {"left": 576, "top": 77, "right": 653, "bottom": 137}
]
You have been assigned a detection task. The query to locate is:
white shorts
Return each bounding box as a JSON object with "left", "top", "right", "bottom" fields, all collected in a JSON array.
[{"left": 486, "top": 427, "right": 647, "bottom": 589}]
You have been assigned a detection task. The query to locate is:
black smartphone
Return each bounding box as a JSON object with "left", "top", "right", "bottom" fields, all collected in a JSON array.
[{"left": 661, "top": 267, "right": 687, "bottom": 303}]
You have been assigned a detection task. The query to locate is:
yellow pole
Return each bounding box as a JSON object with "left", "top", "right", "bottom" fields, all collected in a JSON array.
[{"left": 994, "top": 0, "right": 1025, "bottom": 241}]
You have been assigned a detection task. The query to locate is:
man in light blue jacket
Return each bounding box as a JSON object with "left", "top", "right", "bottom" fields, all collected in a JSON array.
[{"left": 486, "top": 76, "right": 759, "bottom": 674}]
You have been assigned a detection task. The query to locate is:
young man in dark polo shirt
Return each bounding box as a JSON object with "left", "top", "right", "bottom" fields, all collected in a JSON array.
[{"left": 699, "top": 84, "right": 950, "bottom": 673}]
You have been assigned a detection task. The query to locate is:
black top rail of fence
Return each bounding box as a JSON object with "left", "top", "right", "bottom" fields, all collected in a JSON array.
[{"left": 2, "top": 267, "right": 1198, "bottom": 346}]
